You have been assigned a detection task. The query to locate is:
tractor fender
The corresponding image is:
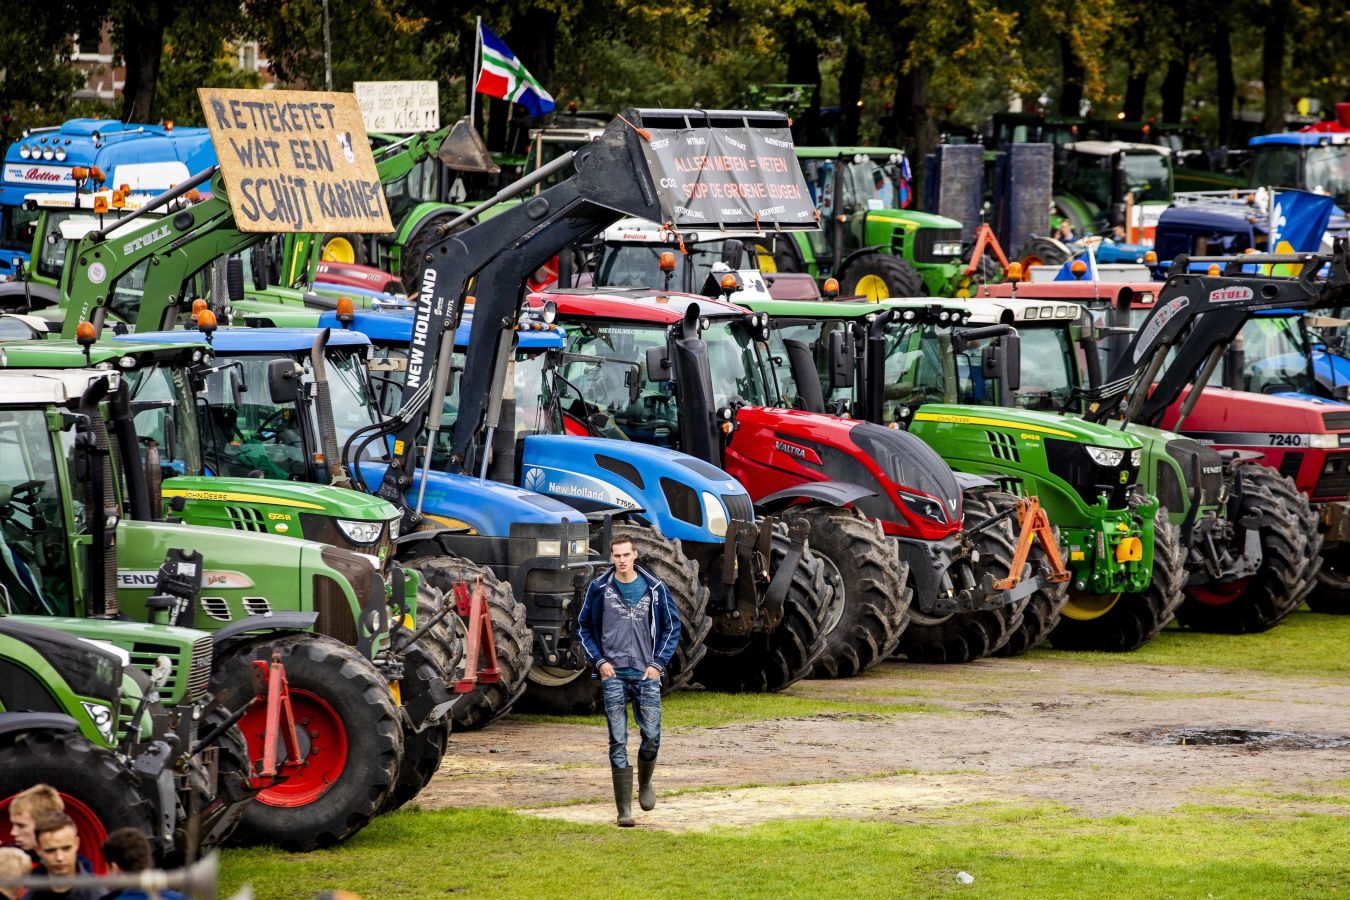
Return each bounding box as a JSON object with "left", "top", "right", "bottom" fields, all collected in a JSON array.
[
  {"left": 755, "top": 480, "right": 876, "bottom": 515},
  {"left": 0, "top": 712, "right": 78, "bottom": 739},
  {"left": 0, "top": 281, "right": 61, "bottom": 312},
  {"left": 952, "top": 472, "right": 997, "bottom": 493},
  {"left": 211, "top": 612, "right": 319, "bottom": 645}
]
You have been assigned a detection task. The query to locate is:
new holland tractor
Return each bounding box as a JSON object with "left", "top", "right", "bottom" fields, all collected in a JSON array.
[
  {"left": 980, "top": 265, "right": 1326, "bottom": 631},
  {"left": 736, "top": 295, "right": 1181, "bottom": 654},
  {"left": 755, "top": 147, "right": 966, "bottom": 300},
  {"left": 0, "top": 360, "right": 435, "bottom": 851}
]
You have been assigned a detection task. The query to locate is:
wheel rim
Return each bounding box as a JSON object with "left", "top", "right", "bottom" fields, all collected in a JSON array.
[
  {"left": 1187, "top": 577, "right": 1252, "bottom": 606},
  {"left": 1, "top": 794, "right": 109, "bottom": 872},
  {"left": 1063, "top": 589, "right": 1121, "bottom": 621},
  {"left": 755, "top": 243, "right": 779, "bottom": 273},
  {"left": 240, "top": 688, "right": 348, "bottom": 808},
  {"left": 322, "top": 237, "right": 356, "bottom": 263},
  {"left": 527, "top": 664, "right": 587, "bottom": 687},
  {"left": 815, "top": 552, "right": 849, "bottom": 636},
  {"left": 855, "top": 274, "right": 889, "bottom": 301}
]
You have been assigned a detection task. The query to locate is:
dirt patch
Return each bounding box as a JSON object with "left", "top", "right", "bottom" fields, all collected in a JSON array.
[{"left": 417, "top": 656, "right": 1350, "bottom": 829}]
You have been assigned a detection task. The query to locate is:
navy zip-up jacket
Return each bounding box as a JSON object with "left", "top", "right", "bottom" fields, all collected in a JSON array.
[{"left": 576, "top": 563, "right": 680, "bottom": 678}]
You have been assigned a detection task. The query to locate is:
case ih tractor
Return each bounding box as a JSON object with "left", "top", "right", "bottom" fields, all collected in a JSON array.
[
  {"left": 737, "top": 295, "right": 1179, "bottom": 654},
  {"left": 756, "top": 147, "right": 966, "bottom": 299},
  {"left": 980, "top": 262, "right": 1327, "bottom": 631}
]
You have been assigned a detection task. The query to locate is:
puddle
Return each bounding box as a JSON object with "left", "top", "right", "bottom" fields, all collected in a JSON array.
[{"left": 1127, "top": 727, "right": 1350, "bottom": 751}]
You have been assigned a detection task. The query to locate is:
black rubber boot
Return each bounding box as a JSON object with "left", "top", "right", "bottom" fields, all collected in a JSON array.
[
  {"left": 637, "top": 757, "right": 657, "bottom": 811},
  {"left": 612, "top": 767, "right": 635, "bottom": 827}
]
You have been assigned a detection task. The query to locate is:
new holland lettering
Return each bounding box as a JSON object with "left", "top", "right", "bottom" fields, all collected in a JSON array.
[{"left": 406, "top": 276, "right": 436, "bottom": 389}]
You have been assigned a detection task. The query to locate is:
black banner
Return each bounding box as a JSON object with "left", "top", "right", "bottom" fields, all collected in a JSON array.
[{"left": 640, "top": 126, "right": 816, "bottom": 231}]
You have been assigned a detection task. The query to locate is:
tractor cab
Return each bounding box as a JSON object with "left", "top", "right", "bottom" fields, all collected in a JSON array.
[
  {"left": 1056, "top": 141, "right": 1173, "bottom": 241},
  {"left": 1249, "top": 132, "right": 1350, "bottom": 209}
]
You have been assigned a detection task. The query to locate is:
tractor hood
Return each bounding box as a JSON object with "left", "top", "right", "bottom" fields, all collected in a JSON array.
[
  {"left": 355, "top": 461, "right": 584, "bottom": 534},
  {"left": 1160, "top": 385, "right": 1350, "bottom": 439},
  {"left": 859, "top": 207, "right": 963, "bottom": 231},
  {"left": 914, "top": 404, "right": 1144, "bottom": 450},
  {"left": 163, "top": 475, "right": 397, "bottom": 522}
]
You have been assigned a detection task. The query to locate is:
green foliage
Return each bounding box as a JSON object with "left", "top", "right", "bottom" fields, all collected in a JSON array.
[
  {"left": 0, "top": 2, "right": 103, "bottom": 144},
  {"left": 219, "top": 803, "right": 1350, "bottom": 898}
]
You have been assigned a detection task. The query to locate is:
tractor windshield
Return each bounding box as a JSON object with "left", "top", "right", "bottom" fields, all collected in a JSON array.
[
  {"left": 1235, "top": 316, "right": 1316, "bottom": 394},
  {"left": 874, "top": 323, "right": 960, "bottom": 423},
  {"left": 1305, "top": 146, "right": 1350, "bottom": 208},
  {"left": 0, "top": 408, "right": 78, "bottom": 616},
  {"left": 704, "top": 321, "right": 777, "bottom": 408},
  {"left": 1120, "top": 153, "right": 1171, "bottom": 204},
  {"left": 555, "top": 322, "right": 682, "bottom": 447},
  {"left": 123, "top": 362, "right": 204, "bottom": 477},
  {"left": 763, "top": 319, "right": 854, "bottom": 408},
  {"left": 838, "top": 159, "right": 904, "bottom": 214},
  {"left": 594, "top": 243, "right": 731, "bottom": 293}
]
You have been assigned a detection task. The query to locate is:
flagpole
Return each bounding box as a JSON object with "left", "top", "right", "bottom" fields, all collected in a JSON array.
[{"left": 468, "top": 16, "right": 481, "bottom": 126}]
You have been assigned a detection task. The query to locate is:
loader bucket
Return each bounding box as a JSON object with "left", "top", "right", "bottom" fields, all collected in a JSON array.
[{"left": 438, "top": 117, "right": 501, "bottom": 174}]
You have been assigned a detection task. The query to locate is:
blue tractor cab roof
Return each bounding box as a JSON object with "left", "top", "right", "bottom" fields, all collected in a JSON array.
[
  {"left": 314, "top": 309, "right": 564, "bottom": 349},
  {"left": 1249, "top": 133, "right": 1350, "bottom": 147},
  {"left": 118, "top": 327, "right": 372, "bottom": 352}
]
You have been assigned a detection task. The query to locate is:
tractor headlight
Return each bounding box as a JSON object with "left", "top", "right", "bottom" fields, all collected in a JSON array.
[
  {"left": 80, "top": 700, "right": 116, "bottom": 743},
  {"left": 1309, "top": 433, "right": 1339, "bottom": 449},
  {"left": 898, "top": 490, "right": 947, "bottom": 525},
  {"left": 1130, "top": 448, "right": 1142, "bottom": 467},
  {"left": 702, "top": 491, "right": 729, "bottom": 538},
  {"left": 931, "top": 241, "right": 963, "bottom": 257},
  {"left": 536, "top": 539, "right": 561, "bottom": 557},
  {"left": 337, "top": 519, "right": 384, "bottom": 545},
  {"left": 42, "top": 147, "right": 54, "bottom": 160},
  {"left": 1085, "top": 446, "right": 1125, "bottom": 467},
  {"left": 55, "top": 148, "right": 67, "bottom": 161},
  {"left": 387, "top": 516, "right": 400, "bottom": 540},
  {"left": 19, "top": 145, "right": 31, "bottom": 159}
]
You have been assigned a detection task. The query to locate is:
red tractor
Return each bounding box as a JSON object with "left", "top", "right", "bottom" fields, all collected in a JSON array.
[{"left": 535, "top": 286, "right": 1044, "bottom": 665}]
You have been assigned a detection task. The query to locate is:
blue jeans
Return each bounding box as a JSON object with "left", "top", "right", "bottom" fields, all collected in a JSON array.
[{"left": 602, "top": 674, "right": 661, "bottom": 769}]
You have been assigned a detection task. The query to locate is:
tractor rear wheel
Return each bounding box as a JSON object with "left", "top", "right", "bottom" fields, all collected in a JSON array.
[
  {"left": 1051, "top": 506, "right": 1185, "bottom": 651},
  {"left": 212, "top": 634, "right": 402, "bottom": 852},
  {"left": 1178, "top": 466, "right": 1317, "bottom": 633},
  {"left": 0, "top": 730, "right": 155, "bottom": 870},
  {"left": 784, "top": 506, "right": 909, "bottom": 678},
  {"left": 895, "top": 491, "right": 1027, "bottom": 664},
  {"left": 839, "top": 253, "right": 924, "bottom": 300},
  {"left": 381, "top": 585, "right": 463, "bottom": 813},
  {"left": 694, "top": 530, "right": 831, "bottom": 692},
  {"left": 408, "top": 555, "right": 532, "bottom": 730},
  {"left": 609, "top": 523, "right": 712, "bottom": 692},
  {"left": 401, "top": 213, "right": 466, "bottom": 294},
  {"left": 987, "top": 492, "right": 1069, "bottom": 657},
  {"left": 1015, "top": 236, "right": 1072, "bottom": 274}
]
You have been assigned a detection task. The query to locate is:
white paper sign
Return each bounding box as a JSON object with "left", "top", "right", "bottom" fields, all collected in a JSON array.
[{"left": 353, "top": 81, "right": 440, "bottom": 134}]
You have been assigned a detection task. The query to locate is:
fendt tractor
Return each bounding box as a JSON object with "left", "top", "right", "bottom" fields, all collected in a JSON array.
[
  {"left": 737, "top": 295, "right": 1180, "bottom": 654},
  {"left": 0, "top": 351, "right": 444, "bottom": 851},
  {"left": 982, "top": 262, "right": 1326, "bottom": 631},
  {"left": 755, "top": 147, "right": 966, "bottom": 300},
  {"left": 1, "top": 118, "right": 216, "bottom": 280}
]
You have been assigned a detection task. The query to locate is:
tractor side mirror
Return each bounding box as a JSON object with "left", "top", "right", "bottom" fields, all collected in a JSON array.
[
  {"left": 981, "top": 333, "right": 1021, "bottom": 396},
  {"left": 251, "top": 243, "right": 270, "bottom": 292},
  {"left": 720, "top": 239, "right": 745, "bottom": 269},
  {"left": 645, "top": 345, "right": 672, "bottom": 382},
  {"left": 268, "top": 358, "right": 303, "bottom": 404},
  {"left": 827, "top": 330, "right": 854, "bottom": 389},
  {"left": 225, "top": 256, "right": 245, "bottom": 303},
  {"left": 624, "top": 366, "right": 642, "bottom": 406}
]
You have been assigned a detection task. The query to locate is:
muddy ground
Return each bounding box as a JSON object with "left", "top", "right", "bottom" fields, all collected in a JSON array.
[{"left": 418, "top": 657, "right": 1350, "bottom": 830}]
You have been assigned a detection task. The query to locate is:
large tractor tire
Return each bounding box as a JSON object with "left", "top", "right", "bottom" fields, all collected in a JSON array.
[
  {"left": 896, "top": 490, "right": 1027, "bottom": 664},
  {"left": 1051, "top": 506, "right": 1185, "bottom": 652},
  {"left": 784, "top": 506, "right": 909, "bottom": 678},
  {"left": 213, "top": 634, "right": 402, "bottom": 852},
  {"left": 609, "top": 523, "right": 712, "bottom": 692},
  {"left": 1310, "top": 551, "right": 1350, "bottom": 613},
  {"left": 381, "top": 585, "right": 464, "bottom": 813},
  {"left": 400, "top": 213, "right": 466, "bottom": 294},
  {"left": 1015, "top": 236, "right": 1073, "bottom": 275},
  {"left": 694, "top": 530, "right": 831, "bottom": 692},
  {"left": 986, "top": 492, "right": 1070, "bottom": 657},
  {"left": 319, "top": 233, "right": 369, "bottom": 266},
  {"left": 409, "top": 555, "right": 532, "bottom": 730},
  {"left": 519, "top": 664, "right": 603, "bottom": 716},
  {"left": 1177, "top": 465, "right": 1318, "bottom": 633},
  {"left": 839, "top": 253, "right": 924, "bottom": 301},
  {"left": 0, "top": 730, "right": 155, "bottom": 869}
]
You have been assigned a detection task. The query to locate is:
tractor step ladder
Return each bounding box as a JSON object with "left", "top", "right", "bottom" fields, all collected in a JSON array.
[
  {"left": 454, "top": 576, "right": 501, "bottom": 692},
  {"left": 995, "top": 496, "right": 1071, "bottom": 590}
]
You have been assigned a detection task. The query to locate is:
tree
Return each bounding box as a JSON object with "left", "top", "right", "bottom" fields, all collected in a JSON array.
[{"left": 0, "top": 2, "right": 105, "bottom": 144}]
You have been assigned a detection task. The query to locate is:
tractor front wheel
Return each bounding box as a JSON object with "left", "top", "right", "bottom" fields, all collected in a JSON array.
[
  {"left": 784, "top": 506, "right": 910, "bottom": 678},
  {"left": 694, "top": 529, "right": 830, "bottom": 692},
  {"left": 838, "top": 253, "right": 924, "bottom": 301},
  {"left": 319, "top": 233, "right": 369, "bottom": 266},
  {"left": 1310, "top": 548, "right": 1350, "bottom": 613},
  {"left": 895, "top": 490, "right": 1027, "bottom": 664},
  {"left": 401, "top": 213, "right": 467, "bottom": 293},
  {"left": 212, "top": 635, "right": 402, "bottom": 852}
]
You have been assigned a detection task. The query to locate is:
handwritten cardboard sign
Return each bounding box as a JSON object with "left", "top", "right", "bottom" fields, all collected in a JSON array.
[
  {"left": 198, "top": 88, "right": 393, "bottom": 234},
  {"left": 353, "top": 81, "right": 440, "bottom": 134}
]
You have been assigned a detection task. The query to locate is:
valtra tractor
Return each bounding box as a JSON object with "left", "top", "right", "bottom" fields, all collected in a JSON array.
[
  {"left": 737, "top": 294, "right": 1181, "bottom": 654},
  {"left": 981, "top": 260, "right": 1327, "bottom": 631},
  {"left": 0, "top": 359, "right": 430, "bottom": 850}
]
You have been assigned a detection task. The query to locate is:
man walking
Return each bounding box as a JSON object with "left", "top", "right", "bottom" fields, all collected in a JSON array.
[{"left": 577, "top": 536, "right": 680, "bottom": 827}]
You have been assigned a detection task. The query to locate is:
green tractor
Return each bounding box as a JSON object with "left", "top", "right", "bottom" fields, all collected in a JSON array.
[
  {"left": 740, "top": 296, "right": 1182, "bottom": 652},
  {"left": 0, "top": 364, "right": 438, "bottom": 851},
  {"left": 757, "top": 147, "right": 966, "bottom": 300}
]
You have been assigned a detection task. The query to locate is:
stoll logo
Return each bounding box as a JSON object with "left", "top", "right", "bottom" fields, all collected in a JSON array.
[
  {"left": 774, "top": 439, "right": 807, "bottom": 460},
  {"left": 1208, "top": 286, "right": 1254, "bottom": 304}
]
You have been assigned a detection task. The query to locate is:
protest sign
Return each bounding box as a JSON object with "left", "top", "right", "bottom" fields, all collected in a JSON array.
[
  {"left": 354, "top": 81, "right": 440, "bottom": 133},
  {"left": 198, "top": 88, "right": 393, "bottom": 233}
]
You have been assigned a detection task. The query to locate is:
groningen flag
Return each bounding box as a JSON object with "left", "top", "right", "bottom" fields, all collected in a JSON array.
[{"left": 475, "top": 23, "right": 556, "bottom": 118}]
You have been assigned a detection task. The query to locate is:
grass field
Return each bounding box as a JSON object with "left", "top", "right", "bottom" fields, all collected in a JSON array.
[{"left": 221, "top": 803, "right": 1350, "bottom": 898}]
